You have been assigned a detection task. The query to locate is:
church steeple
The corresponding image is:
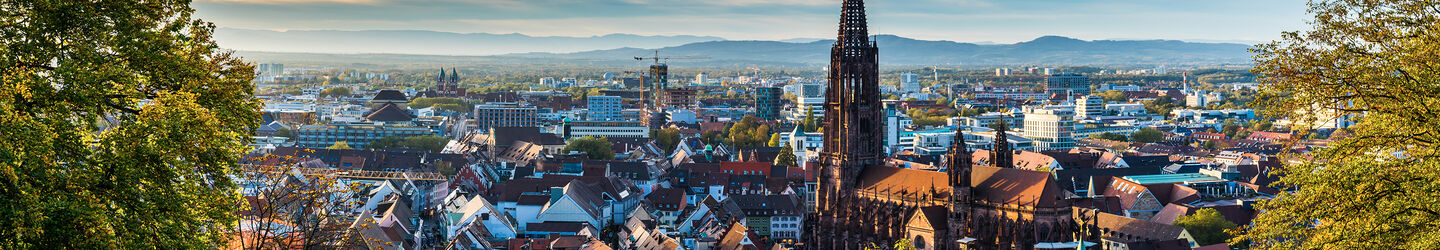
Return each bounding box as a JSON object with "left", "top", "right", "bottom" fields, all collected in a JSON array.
[
  {"left": 947, "top": 127, "right": 972, "bottom": 186},
  {"left": 438, "top": 68, "right": 446, "bottom": 83},
  {"left": 450, "top": 67, "right": 459, "bottom": 84},
  {"left": 820, "top": 0, "right": 884, "bottom": 167},
  {"left": 991, "top": 119, "right": 1014, "bottom": 168}
]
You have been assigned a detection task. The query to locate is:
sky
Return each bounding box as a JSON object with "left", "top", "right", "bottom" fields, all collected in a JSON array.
[{"left": 193, "top": 0, "right": 1312, "bottom": 45}]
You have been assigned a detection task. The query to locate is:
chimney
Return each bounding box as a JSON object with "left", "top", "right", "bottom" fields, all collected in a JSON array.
[{"left": 550, "top": 187, "right": 565, "bottom": 204}]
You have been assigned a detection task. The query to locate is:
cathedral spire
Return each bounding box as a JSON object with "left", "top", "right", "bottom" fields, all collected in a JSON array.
[
  {"left": 991, "top": 119, "right": 1014, "bottom": 168},
  {"left": 438, "top": 68, "right": 446, "bottom": 83},
  {"left": 947, "top": 127, "right": 971, "bottom": 186},
  {"left": 451, "top": 67, "right": 459, "bottom": 84},
  {"left": 838, "top": 0, "right": 871, "bottom": 48}
]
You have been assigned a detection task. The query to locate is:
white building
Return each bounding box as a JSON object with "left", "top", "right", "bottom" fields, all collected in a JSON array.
[
  {"left": 1076, "top": 95, "right": 1105, "bottom": 119},
  {"left": 1023, "top": 107, "right": 1076, "bottom": 151}
]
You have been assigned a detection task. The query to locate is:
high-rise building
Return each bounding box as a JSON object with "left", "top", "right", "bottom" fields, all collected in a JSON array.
[
  {"left": 1046, "top": 73, "right": 1091, "bottom": 96},
  {"left": 587, "top": 96, "right": 622, "bottom": 121},
  {"left": 694, "top": 72, "right": 707, "bottom": 84},
  {"left": 474, "top": 102, "right": 538, "bottom": 131},
  {"left": 900, "top": 72, "right": 920, "bottom": 92},
  {"left": 1076, "top": 95, "right": 1105, "bottom": 119},
  {"left": 1023, "top": 107, "right": 1076, "bottom": 151},
  {"left": 755, "top": 87, "right": 782, "bottom": 120}
]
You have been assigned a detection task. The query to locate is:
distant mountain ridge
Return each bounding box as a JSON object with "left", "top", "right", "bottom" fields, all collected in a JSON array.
[
  {"left": 510, "top": 35, "right": 1255, "bottom": 66},
  {"left": 215, "top": 28, "right": 726, "bottom": 55},
  {"left": 222, "top": 30, "right": 1255, "bottom": 66}
]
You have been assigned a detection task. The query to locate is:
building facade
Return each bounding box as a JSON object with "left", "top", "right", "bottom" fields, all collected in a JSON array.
[
  {"left": 474, "top": 102, "right": 539, "bottom": 131},
  {"left": 587, "top": 96, "right": 622, "bottom": 121},
  {"left": 1045, "top": 73, "right": 1091, "bottom": 96},
  {"left": 1023, "top": 107, "right": 1076, "bottom": 152},
  {"left": 755, "top": 87, "right": 782, "bottom": 120}
]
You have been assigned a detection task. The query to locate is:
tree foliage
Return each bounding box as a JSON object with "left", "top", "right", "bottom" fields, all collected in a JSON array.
[
  {"left": 0, "top": 0, "right": 261, "bottom": 247},
  {"left": 564, "top": 136, "right": 615, "bottom": 160},
  {"left": 1144, "top": 96, "right": 1181, "bottom": 116},
  {"left": 366, "top": 135, "right": 449, "bottom": 152},
  {"left": 234, "top": 155, "right": 371, "bottom": 249},
  {"left": 1090, "top": 132, "right": 1129, "bottom": 142},
  {"left": 775, "top": 146, "right": 799, "bottom": 167},
  {"left": 1130, "top": 128, "right": 1166, "bottom": 143},
  {"left": 328, "top": 141, "right": 352, "bottom": 150},
  {"left": 728, "top": 116, "right": 771, "bottom": 149},
  {"left": 652, "top": 128, "right": 682, "bottom": 155},
  {"left": 1234, "top": 1, "right": 1440, "bottom": 248},
  {"left": 1177, "top": 208, "right": 1239, "bottom": 246},
  {"left": 319, "top": 87, "right": 351, "bottom": 97},
  {"left": 408, "top": 97, "right": 473, "bottom": 113}
]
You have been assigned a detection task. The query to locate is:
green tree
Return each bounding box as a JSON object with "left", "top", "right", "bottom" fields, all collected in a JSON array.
[
  {"left": 401, "top": 135, "right": 449, "bottom": 152},
  {"left": 1176, "top": 208, "right": 1239, "bottom": 246},
  {"left": 564, "top": 136, "right": 615, "bottom": 160},
  {"left": 1090, "top": 132, "right": 1129, "bottom": 142},
  {"left": 1130, "top": 128, "right": 1166, "bottom": 143},
  {"left": 775, "top": 146, "right": 799, "bottom": 167},
  {"left": 767, "top": 133, "right": 783, "bottom": 147},
  {"left": 1221, "top": 118, "right": 1242, "bottom": 139},
  {"left": 320, "top": 87, "right": 351, "bottom": 97},
  {"left": 653, "top": 128, "right": 682, "bottom": 154},
  {"left": 1144, "top": 96, "right": 1180, "bottom": 116},
  {"left": 275, "top": 127, "right": 293, "bottom": 138},
  {"left": 328, "top": 141, "right": 353, "bottom": 150},
  {"left": 1235, "top": 1, "right": 1440, "bottom": 248},
  {"left": 1097, "top": 90, "right": 1128, "bottom": 103},
  {"left": 0, "top": 0, "right": 261, "bottom": 247},
  {"left": 802, "top": 108, "right": 818, "bottom": 132},
  {"left": 728, "top": 116, "right": 771, "bottom": 149}
]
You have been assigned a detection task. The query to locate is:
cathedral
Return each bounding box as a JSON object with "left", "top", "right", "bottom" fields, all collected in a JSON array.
[
  {"left": 809, "top": 0, "right": 1085, "bottom": 249},
  {"left": 423, "top": 68, "right": 467, "bottom": 98}
]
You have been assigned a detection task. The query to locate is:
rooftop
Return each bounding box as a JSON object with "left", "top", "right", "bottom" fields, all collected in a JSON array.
[{"left": 1122, "top": 173, "right": 1220, "bottom": 185}]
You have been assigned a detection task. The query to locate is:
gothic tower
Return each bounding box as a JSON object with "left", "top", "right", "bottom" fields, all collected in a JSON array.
[
  {"left": 814, "top": 0, "right": 883, "bottom": 248},
  {"left": 991, "top": 119, "right": 1014, "bottom": 168},
  {"left": 947, "top": 127, "right": 974, "bottom": 248}
]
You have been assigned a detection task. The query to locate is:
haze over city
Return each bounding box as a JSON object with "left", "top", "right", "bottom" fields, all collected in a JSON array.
[{"left": 196, "top": 0, "right": 1311, "bottom": 54}]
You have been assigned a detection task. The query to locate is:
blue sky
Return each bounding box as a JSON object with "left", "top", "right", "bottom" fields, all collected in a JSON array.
[{"left": 193, "top": 0, "right": 1311, "bottom": 44}]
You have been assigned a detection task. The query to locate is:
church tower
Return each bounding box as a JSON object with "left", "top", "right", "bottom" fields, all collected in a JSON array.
[
  {"left": 814, "top": 0, "right": 883, "bottom": 248},
  {"left": 991, "top": 119, "right": 1014, "bottom": 168},
  {"left": 947, "top": 127, "right": 974, "bottom": 248}
]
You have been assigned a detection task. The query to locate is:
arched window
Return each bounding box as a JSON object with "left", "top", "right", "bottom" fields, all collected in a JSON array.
[{"left": 913, "top": 235, "right": 927, "bottom": 249}]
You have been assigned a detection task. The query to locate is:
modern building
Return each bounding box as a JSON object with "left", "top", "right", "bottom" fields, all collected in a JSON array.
[
  {"left": 1023, "top": 107, "right": 1077, "bottom": 151},
  {"left": 474, "top": 102, "right": 539, "bottom": 131},
  {"left": 657, "top": 89, "right": 697, "bottom": 109},
  {"left": 1046, "top": 73, "right": 1091, "bottom": 96},
  {"left": 1076, "top": 95, "right": 1105, "bottom": 119},
  {"left": 755, "top": 87, "right": 782, "bottom": 120},
  {"left": 561, "top": 120, "right": 650, "bottom": 139},
  {"left": 900, "top": 72, "right": 920, "bottom": 93},
  {"left": 587, "top": 96, "right": 622, "bottom": 121}
]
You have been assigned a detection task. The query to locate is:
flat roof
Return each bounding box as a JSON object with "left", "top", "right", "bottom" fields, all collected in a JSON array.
[{"left": 1122, "top": 173, "right": 1220, "bottom": 185}]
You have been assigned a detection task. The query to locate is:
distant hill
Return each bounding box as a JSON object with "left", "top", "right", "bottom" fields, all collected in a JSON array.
[
  {"left": 228, "top": 33, "right": 1255, "bottom": 67},
  {"left": 215, "top": 28, "right": 726, "bottom": 55},
  {"left": 511, "top": 35, "right": 1255, "bottom": 66}
]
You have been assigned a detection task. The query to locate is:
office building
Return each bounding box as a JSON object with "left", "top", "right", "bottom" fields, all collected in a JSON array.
[
  {"left": 474, "top": 102, "right": 539, "bottom": 131},
  {"left": 900, "top": 72, "right": 920, "bottom": 92},
  {"left": 755, "top": 87, "right": 782, "bottom": 120},
  {"left": 587, "top": 96, "right": 622, "bottom": 121},
  {"left": 1023, "top": 107, "right": 1076, "bottom": 151},
  {"left": 1077, "top": 95, "right": 1105, "bottom": 119},
  {"left": 561, "top": 120, "right": 649, "bottom": 139},
  {"left": 1046, "top": 73, "right": 1091, "bottom": 96}
]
